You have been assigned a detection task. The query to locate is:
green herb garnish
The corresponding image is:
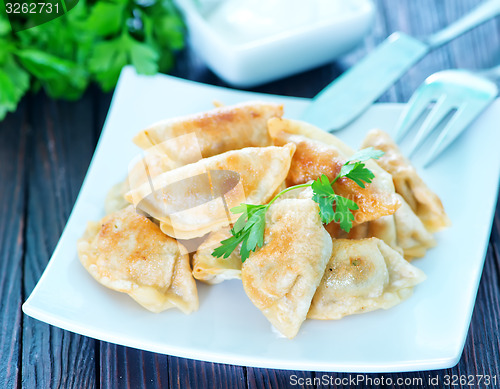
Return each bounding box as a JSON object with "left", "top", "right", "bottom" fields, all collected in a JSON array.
[
  {"left": 212, "top": 147, "right": 384, "bottom": 262},
  {"left": 0, "top": 0, "right": 185, "bottom": 120}
]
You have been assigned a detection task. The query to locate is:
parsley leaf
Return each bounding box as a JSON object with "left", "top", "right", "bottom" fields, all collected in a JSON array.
[
  {"left": 89, "top": 32, "right": 159, "bottom": 91},
  {"left": 0, "top": 53, "right": 30, "bottom": 120},
  {"left": 347, "top": 147, "right": 384, "bottom": 163},
  {"left": 245, "top": 207, "right": 266, "bottom": 251},
  {"left": 84, "top": 1, "right": 125, "bottom": 37},
  {"left": 311, "top": 174, "right": 336, "bottom": 224},
  {"left": 333, "top": 195, "right": 359, "bottom": 232},
  {"left": 311, "top": 174, "right": 360, "bottom": 228},
  {"left": 338, "top": 147, "right": 382, "bottom": 187},
  {"left": 0, "top": 0, "right": 185, "bottom": 120},
  {"left": 212, "top": 227, "right": 255, "bottom": 261},
  {"left": 88, "top": 39, "right": 128, "bottom": 91},
  {"left": 0, "top": 18, "right": 11, "bottom": 37},
  {"left": 340, "top": 162, "right": 375, "bottom": 188},
  {"left": 212, "top": 149, "right": 384, "bottom": 262},
  {"left": 232, "top": 211, "right": 248, "bottom": 235},
  {"left": 16, "top": 49, "right": 88, "bottom": 99},
  {"left": 211, "top": 232, "right": 245, "bottom": 259},
  {"left": 212, "top": 204, "right": 267, "bottom": 262}
]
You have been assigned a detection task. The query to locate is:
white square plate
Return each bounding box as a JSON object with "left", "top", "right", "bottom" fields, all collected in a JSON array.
[{"left": 23, "top": 67, "right": 500, "bottom": 372}]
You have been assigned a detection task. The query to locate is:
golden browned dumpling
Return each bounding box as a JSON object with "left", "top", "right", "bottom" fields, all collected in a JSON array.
[
  {"left": 192, "top": 227, "right": 242, "bottom": 284},
  {"left": 133, "top": 101, "right": 283, "bottom": 156},
  {"left": 125, "top": 144, "right": 296, "bottom": 240},
  {"left": 363, "top": 215, "right": 400, "bottom": 254},
  {"left": 392, "top": 194, "right": 436, "bottom": 259},
  {"left": 326, "top": 194, "right": 436, "bottom": 261},
  {"left": 128, "top": 149, "right": 181, "bottom": 190},
  {"left": 308, "top": 238, "right": 426, "bottom": 320},
  {"left": 77, "top": 206, "right": 198, "bottom": 314},
  {"left": 128, "top": 132, "right": 211, "bottom": 190},
  {"left": 268, "top": 118, "right": 401, "bottom": 224},
  {"left": 104, "top": 180, "right": 130, "bottom": 214},
  {"left": 361, "top": 129, "right": 451, "bottom": 233},
  {"left": 241, "top": 198, "right": 332, "bottom": 339},
  {"left": 326, "top": 214, "right": 402, "bottom": 255},
  {"left": 191, "top": 184, "right": 288, "bottom": 285},
  {"left": 268, "top": 118, "right": 397, "bottom": 193}
]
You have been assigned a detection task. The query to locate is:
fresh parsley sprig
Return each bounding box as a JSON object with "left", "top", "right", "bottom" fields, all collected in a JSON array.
[
  {"left": 212, "top": 147, "right": 384, "bottom": 262},
  {"left": 0, "top": 0, "right": 185, "bottom": 120}
]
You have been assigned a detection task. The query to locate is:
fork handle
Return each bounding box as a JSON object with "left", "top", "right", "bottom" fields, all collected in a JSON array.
[{"left": 425, "top": 0, "right": 500, "bottom": 49}]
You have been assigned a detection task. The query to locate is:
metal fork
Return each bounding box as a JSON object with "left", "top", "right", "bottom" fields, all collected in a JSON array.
[{"left": 394, "top": 65, "right": 499, "bottom": 166}]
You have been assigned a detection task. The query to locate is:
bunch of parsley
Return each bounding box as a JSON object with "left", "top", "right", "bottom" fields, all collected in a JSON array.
[{"left": 0, "top": 0, "right": 185, "bottom": 120}]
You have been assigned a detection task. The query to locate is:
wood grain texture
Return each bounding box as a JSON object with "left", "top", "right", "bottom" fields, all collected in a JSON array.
[
  {"left": 0, "top": 101, "right": 27, "bottom": 389},
  {"left": 340, "top": 0, "right": 500, "bottom": 104},
  {"left": 99, "top": 343, "right": 169, "bottom": 389},
  {"left": 0, "top": 0, "right": 497, "bottom": 387},
  {"left": 167, "top": 356, "right": 246, "bottom": 389},
  {"left": 247, "top": 368, "right": 316, "bottom": 389},
  {"left": 102, "top": 0, "right": 500, "bottom": 387}
]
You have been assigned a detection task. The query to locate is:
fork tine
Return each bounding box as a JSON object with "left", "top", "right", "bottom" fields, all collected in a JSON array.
[
  {"left": 423, "top": 102, "right": 490, "bottom": 167},
  {"left": 394, "top": 84, "right": 436, "bottom": 142},
  {"left": 407, "top": 95, "right": 455, "bottom": 157}
]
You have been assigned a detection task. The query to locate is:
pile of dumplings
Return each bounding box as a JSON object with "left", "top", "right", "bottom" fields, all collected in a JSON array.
[{"left": 77, "top": 101, "right": 450, "bottom": 339}]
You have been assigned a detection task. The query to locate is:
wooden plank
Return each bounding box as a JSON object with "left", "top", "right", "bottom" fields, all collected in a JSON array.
[
  {"left": 334, "top": 0, "right": 500, "bottom": 383},
  {"left": 455, "top": 243, "right": 500, "bottom": 384},
  {"left": 312, "top": 239, "right": 500, "bottom": 389},
  {"left": 246, "top": 368, "right": 315, "bottom": 389},
  {"left": 168, "top": 357, "right": 246, "bottom": 389},
  {"left": 339, "top": 0, "right": 499, "bottom": 103},
  {"left": 166, "top": 1, "right": 500, "bottom": 386},
  {"left": 99, "top": 343, "right": 169, "bottom": 389},
  {"left": 93, "top": 79, "right": 198, "bottom": 389},
  {"left": 245, "top": 1, "right": 500, "bottom": 385},
  {"left": 0, "top": 101, "right": 28, "bottom": 388},
  {"left": 21, "top": 90, "right": 102, "bottom": 389},
  {"left": 11, "top": 1, "right": 497, "bottom": 387},
  {"left": 161, "top": 1, "right": 500, "bottom": 385},
  {"left": 92, "top": 80, "right": 176, "bottom": 389},
  {"left": 92, "top": 84, "right": 177, "bottom": 389},
  {"left": 100, "top": 345, "right": 247, "bottom": 389}
]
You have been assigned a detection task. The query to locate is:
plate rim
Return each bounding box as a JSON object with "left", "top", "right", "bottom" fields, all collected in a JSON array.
[{"left": 22, "top": 68, "right": 500, "bottom": 373}]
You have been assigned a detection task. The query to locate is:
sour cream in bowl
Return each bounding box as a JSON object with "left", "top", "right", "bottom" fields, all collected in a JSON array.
[{"left": 175, "top": 0, "right": 375, "bottom": 86}]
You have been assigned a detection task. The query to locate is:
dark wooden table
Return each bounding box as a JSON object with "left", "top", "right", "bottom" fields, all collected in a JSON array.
[{"left": 1, "top": 0, "right": 499, "bottom": 388}]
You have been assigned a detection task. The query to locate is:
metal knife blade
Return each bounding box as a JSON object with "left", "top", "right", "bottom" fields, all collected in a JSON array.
[{"left": 301, "top": 32, "right": 428, "bottom": 131}]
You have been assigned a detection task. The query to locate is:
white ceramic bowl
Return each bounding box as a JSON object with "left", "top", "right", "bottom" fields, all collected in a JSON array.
[{"left": 175, "top": 0, "right": 375, "bottom": 87}]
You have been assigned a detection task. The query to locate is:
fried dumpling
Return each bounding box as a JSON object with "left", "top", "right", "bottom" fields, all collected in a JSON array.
[
  {"left": 392, "top": 194, "right": 436, "bottom": 259},
  {"left": 268, "top": 118, "right": 396, "bottom": 192},
  {"left": 104, "top": 180, "right": 130, "bottom": 214},
  {"left": 268, "top": 118, "right": 400, "bottom": 224},
  {"left": 77, "top": 205, "right": 198, "bottom": 314},
  {"left": 325, "top": 194, "right": 436, "bottom": 260},
  {"left": 191, "top": 182, "right": 288, "bottom": 284},
  {"left": 129, "top": 103, "right": 283, "bottom": 190},
  {"left": 192, "top": 227, "right": 242, "bottom": 284},
  {"left": 361, "top": 129, "right": 450, "bottom": 232},
  {"left": 308, "top": 238, "right": 426, "bottom": 320},
  {"left": 128, "top": 132, "right": 223, "bottom": 189},
  {"left": 125, "top": 144, "right": 296, "bottom": 240},
  {"left": 128, "top": 137, "right": 199, "bottom": 189},
  {"left": 325, "top": 215, "right": 403, "bottom": 256},
  {"left": 281, "top": 185, "right": 405, "bottom": 257},
  {"left": 133, "top": 101, "right": 282, "bottom": 156},
  {"left": 364, "top": 215, "right": 400, "bottom": 254},
  {"left": 241, "top": 198, "right": 333, "bottom": 339}
]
